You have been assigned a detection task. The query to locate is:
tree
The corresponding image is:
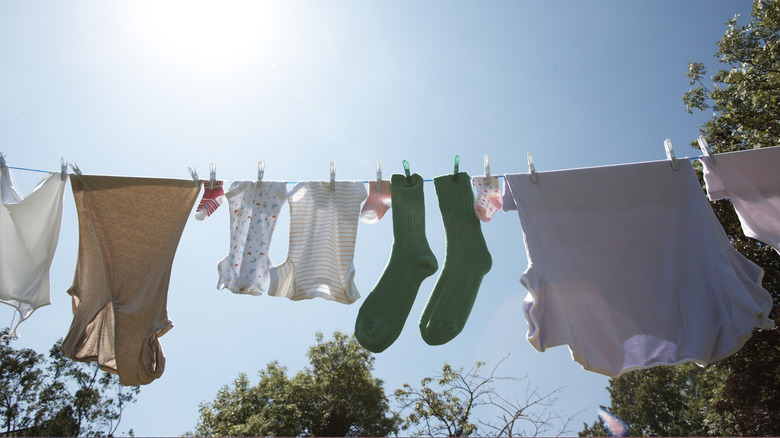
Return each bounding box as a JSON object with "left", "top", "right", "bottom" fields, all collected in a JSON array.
[
  {"left": 582, "top": 2, "right": 780, "bottom": 436},
  {"left": 579, "top": 363, "right": 731, "bottom": 437},
  {"left": 395, "top": 357, "right": 578, "bottom": 437},
  {"left": 0, "top": 338, "right": 45, "bottom": 435},
  {"left": 0, "top": 333, "right": 140, "bottom": 437},
  {"left": 684, "top": 2, "right": 780, "bottom": 434},
  {"left": 194, "top": 331, "right": 400, "bottom": 437}
]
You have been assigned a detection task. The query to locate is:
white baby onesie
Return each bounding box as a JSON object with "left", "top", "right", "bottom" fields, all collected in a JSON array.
[
  {"left": 0, "top": 165, "right": 66, "bottom": 338},
  {"left": 268, "top": 181, "right": 367, "bottom": 304},
  {"left": 217, "top": 181, "right": 287, "bottom": 295},
  {"left": 502, "top": 159, "right": 774, "bottom": 377},
  {"left": 702, "top": 145, "right": 780, "bottom": 254}
]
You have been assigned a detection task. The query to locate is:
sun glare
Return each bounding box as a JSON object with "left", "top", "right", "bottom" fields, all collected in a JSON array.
[{"left": 129, "top": 0, "right": 276, "bottom": 72}]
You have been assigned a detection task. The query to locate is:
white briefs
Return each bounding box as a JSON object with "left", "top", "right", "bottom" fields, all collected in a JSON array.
[
  {"left": 503, "top": 159, "right": 775, "bottom": 377},
  {"left": 0, "top": 165, "right": 66, "bottom": 338},
  {"left": 268, "top": 181, "right": 367, "bottom": 304},
  {"left": 702, "top": 145, "right": 780, "bottom": 254}
]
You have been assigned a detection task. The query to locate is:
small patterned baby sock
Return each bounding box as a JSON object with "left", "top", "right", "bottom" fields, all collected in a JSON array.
[
  {"left": 419, "top": 172, "right": 492, "bottom": 346},
  {"left": 360, "top": 180, "right": 392, "bottom": 224},
  {"left": 355, "top": 174, "right": 438, "bottom": 353},
  {"left": 195, "top": 180, "right": 226, "bottom": 220},
  {"left": 471, "top": 175, "right": 501, "bottom": 222}
]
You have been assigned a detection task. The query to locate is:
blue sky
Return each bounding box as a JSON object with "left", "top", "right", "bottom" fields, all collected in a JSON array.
[{"left": 0, "top": 1, "right": 755, "bottom": 435}]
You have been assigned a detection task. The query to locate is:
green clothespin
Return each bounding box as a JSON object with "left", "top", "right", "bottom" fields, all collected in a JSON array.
[
  {"left": 453, "top": 154, "right": 460, "bottom": 180},
  {"left": 403, "top": 159, "right": 411, "bottom": 183}
]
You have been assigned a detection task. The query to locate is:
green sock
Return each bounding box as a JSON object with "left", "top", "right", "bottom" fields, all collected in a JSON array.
[
  {"left": 419, "top": 172, "right": 492, "bottom": 345},
  {"left": 355, "top": 173, "right": 438, "bottom": 353}
]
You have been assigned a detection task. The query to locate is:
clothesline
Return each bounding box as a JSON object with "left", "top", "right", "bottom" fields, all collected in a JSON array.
[{"left": 5, "top": 158, "right": 705, "bottom": 182}]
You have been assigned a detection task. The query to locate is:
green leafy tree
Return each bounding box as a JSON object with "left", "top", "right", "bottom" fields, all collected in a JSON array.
[
  {"left": 0, "top": 333, "right": 140, "bottom": 437},
  {"left": 583, "top": 2, "right": 780, "bottom": 436},
  {"left": 0, "top": 337, "right": 45, "bottom": 435},
  {"left": 395, "top": 357, "right": 577, "bottom": 437},
  {"left": 194, "top": 331, "right": 400, "bottom": 437},
  {"left": 579, "top": 363, "right": 731, "bottom": 437}
]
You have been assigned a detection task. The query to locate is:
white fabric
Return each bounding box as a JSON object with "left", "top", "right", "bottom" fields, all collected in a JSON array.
[
  {"left": 702, "top": 145, "right": 780, "bottom": 254},
  {"left": 503, "top": 159, "right": 774, "bottom": 377},
  {"left": 217, "top": 180, "right": 287, "bottom": 295},
  {"left": 0, "top": 166, "right": 66, "bottom": 337},
  {"left": 269, "top": 181, "right": 367, "bottom": 304}
]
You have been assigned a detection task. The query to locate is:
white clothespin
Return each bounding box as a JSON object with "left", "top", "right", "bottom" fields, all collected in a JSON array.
[
  {"left": 61, "top": 158, "right": 68, "bottom": 180},
  {"left": 330, "top": 162, "right": 336, "bottom": 192},
  {"left": 697, "top": 135, "right": 715, "bottom": 164},
  {"left": 664, "top": 139, "right": 678, "bottom": 170},
  {"left": 0, "top": 152, "right": 6, "bottom": 167},
  {"left": 258, "top": 161, "right": 265, "bottom": 182},
  {"left": 527, "top": 152, "right": 537, "bottom": 183},
  {"left": 188, "top": 166, "right": 200, "bottom": 187},
  {"left": 209, "top": 163, "right": 216, "bottom": 189},
  {"left": 484, "top": 154, "right": 490, "bottom": 180},
  {"left": 375, "top": 160, "right": 382, "bottom": 192},
  {"left": 69, "top": 162, "right": 82, "bottom": 177}
]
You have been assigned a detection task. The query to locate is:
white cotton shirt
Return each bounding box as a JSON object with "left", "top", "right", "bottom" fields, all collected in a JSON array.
[
  {"left": 503, "top": 159, "right": 774, "bottom": 377},
  {"left": 702, "top": 145, "right": 780, "bottom": 254},
  {"left": 0, "top": 166, "right": 66, "bottom": 334},
  {"left": 268, "top": 181, "right": 367, "bottom": 304}
]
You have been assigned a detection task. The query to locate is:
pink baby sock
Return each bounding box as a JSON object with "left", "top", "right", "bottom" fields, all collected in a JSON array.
[
  {"left": 360, "top": 180, "right": 392, "bottom": 224},
  {"left": 471, "top": 175, "right": 501, "bottom": 222},
  {"left": 195, "top": 180, "right": 226, "bottom": 220}
]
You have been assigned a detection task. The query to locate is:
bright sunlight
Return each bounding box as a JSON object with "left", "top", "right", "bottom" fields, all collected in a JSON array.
[{"left": 126, "top": 0, "right": 280, "bottom": 73}]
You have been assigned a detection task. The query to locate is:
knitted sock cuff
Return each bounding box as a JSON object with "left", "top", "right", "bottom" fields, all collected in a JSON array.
[
  {"left": 434, "top": 172, "right": 484, "bottom": 240},
  {"left": 391, "top": 173, "right": 427, "bottom": 244}
]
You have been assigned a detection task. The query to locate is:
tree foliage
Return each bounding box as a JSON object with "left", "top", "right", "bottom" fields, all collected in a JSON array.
[
  {"left": 684, "top": 0, "right": 780, "bottom": 151},
  {"left": 194, "top": 331, "right": 400, "bottom": 437},
  {"left": 0, "top": 334, "right": 139, "bottom": 437},
  {"left": 395, "top": 357, "right": 577, "bottom": 437},
  {"left": 583, "top": 2, "right": 780, "bottom": 436},
  {"left": 579, "top": 364, "right": 731, "bottom": 437}
]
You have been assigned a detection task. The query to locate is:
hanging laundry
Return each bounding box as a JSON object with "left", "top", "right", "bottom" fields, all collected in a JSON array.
[
  {"left": 355, "top": 173, "right": 438, "bottom": 353},
  {"left": 419, "top": 172, "right": 492, "bottom": 345},
  {"left": 360, "top": 180, "right": 392, "bottom": 224},
  {"left": 503, "top": 159, "right": 774, "bottom": 378},
  {"left": 0, "top": 165, "right": 66, "bottom": 339},
  {"left": 194, "top": 179, "right": 226, "bottom": 220},
  {"left": 471, "top": 175, "right": 502, "bottom": 222},
  {"left": 61, "top": 175, "right": 199, "bottom": 386},
  {"left": 217, "top": 180, "right": 287, "bottom": 295},
  {"left": 268, "top": 181, "right": 366, "bottom": 304},
  {"left": 701, "top": 145, "right": 780, "bottom": 254}
]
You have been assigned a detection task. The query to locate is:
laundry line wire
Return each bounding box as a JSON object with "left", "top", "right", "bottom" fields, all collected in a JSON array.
[
  {"left": 4, "top": 165, "right": 503, "bottom": 184},
  {"left": 5, "top": 157, "right": 704, "bottom": 182}
]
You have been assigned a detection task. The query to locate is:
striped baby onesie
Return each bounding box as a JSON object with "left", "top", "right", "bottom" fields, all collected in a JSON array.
[{"left": 268, "top": 181, "right": 367, "bottom": 304}]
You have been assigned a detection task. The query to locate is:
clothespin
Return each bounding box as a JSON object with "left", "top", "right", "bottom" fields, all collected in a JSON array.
[
  {"left": 209, "top": 163, "right": 216, "bottom": 189},
  {"left": 61, "top": 158, "right": 68, "bottom": 180},
  {"left": 258, "top": 161, "right": 265, "bottom": 182},
  {"left": 664, "top": 139, "right": 678, "bottom": 170},
  {"left": 69, "top": 162, "right": 82, "bottom": 177},
  {"left": 402, "top": 159, "right": 411, "bottom": 183},
  {"left": 0, "top": 152, "right": 6, "bottom": 167},
  {"left": 375, "top": 160, "right": 382, "bottom": 192},
  {"left": 484, "top": 154, "right": 490, "bottom": 180},
  {"left": 453, "top": 154, "right": 460, "bottom": 180},
  {"left": 188, "top": 166, "right": 200, "bottom": 187},
  {"left": 527, "top": 152, "right": 537, "bottom": 183},
  {"left": 330, "top": 162, "right": 336, "bottom": 192},
  {"left": 697, "top": 136, "right": 715, "bottom": 164}
]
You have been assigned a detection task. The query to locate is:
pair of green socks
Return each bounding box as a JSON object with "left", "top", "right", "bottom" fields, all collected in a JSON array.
[{"left": 354, "top": 172, "right": 492, "bottom": 353}]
